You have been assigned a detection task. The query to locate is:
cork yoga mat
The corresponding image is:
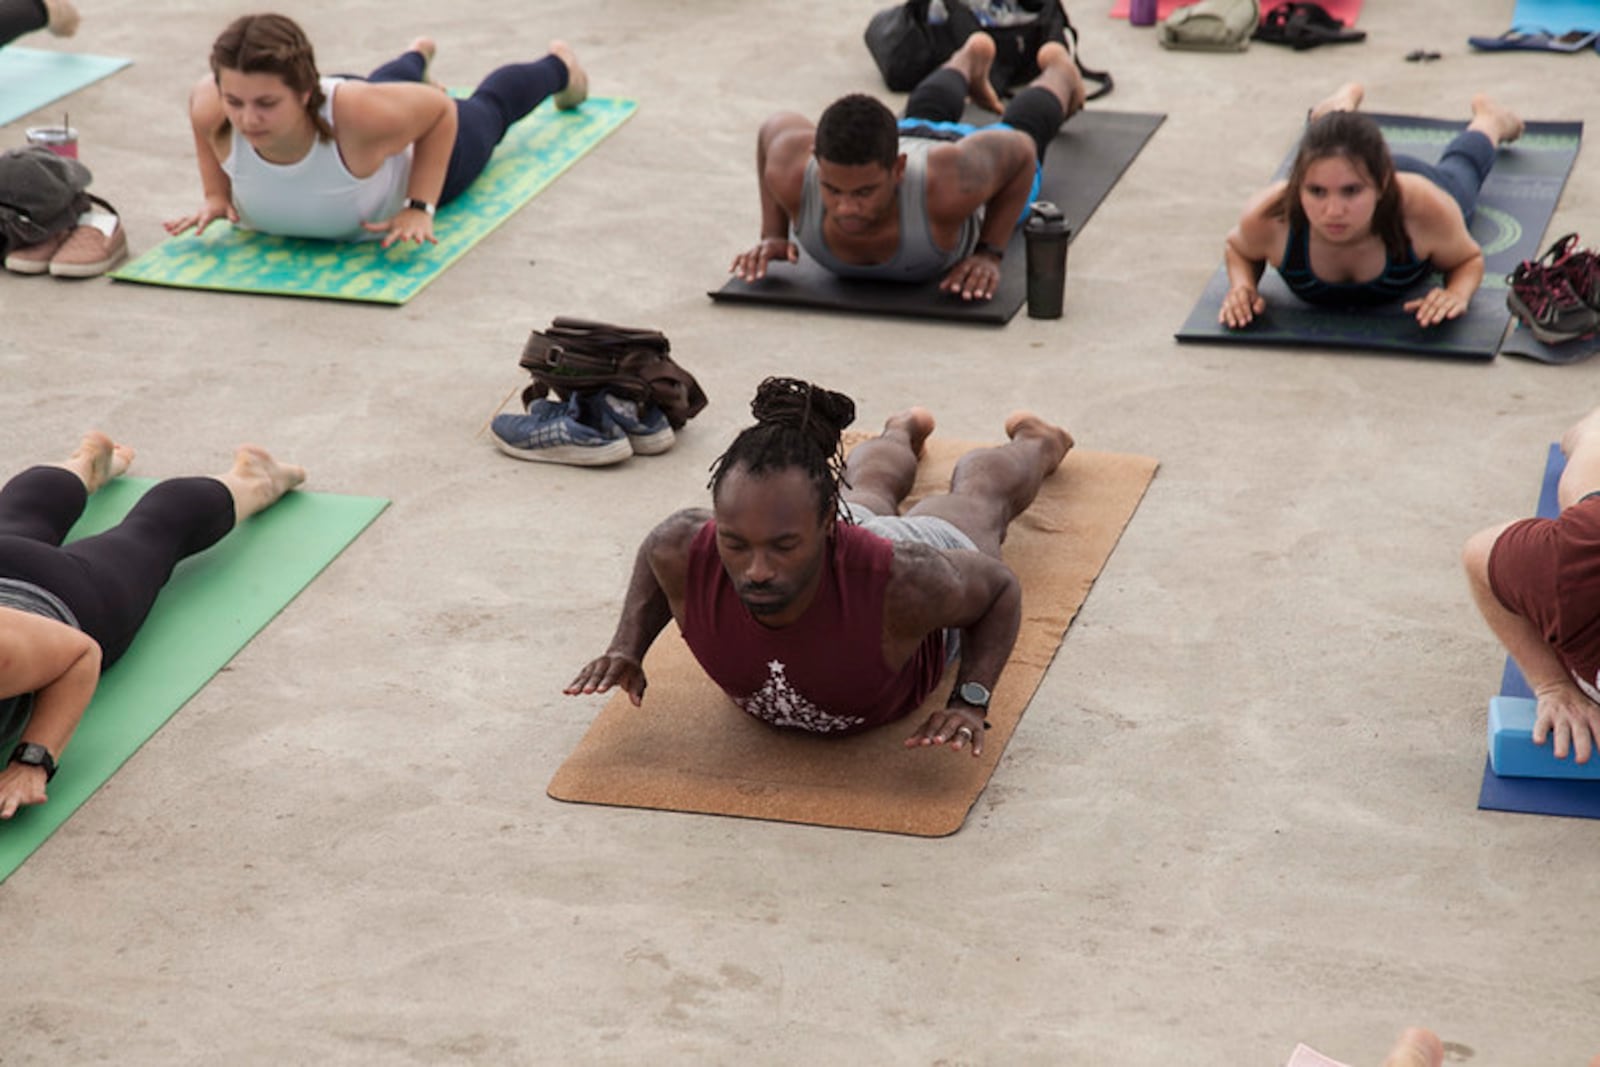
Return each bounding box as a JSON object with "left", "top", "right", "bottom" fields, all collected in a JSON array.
[{"left": 547, "top": 442, "right": 1158, "bottom": 836}]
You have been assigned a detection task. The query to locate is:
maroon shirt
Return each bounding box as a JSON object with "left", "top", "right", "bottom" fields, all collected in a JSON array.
[
  {"left": 680, "top": 520, "right": 947, "bottom": 733},
  {"left": 1490, "top": 496, "right": 1600, "bottom": 701}
]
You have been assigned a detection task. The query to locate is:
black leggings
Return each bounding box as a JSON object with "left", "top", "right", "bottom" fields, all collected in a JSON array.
[
  {"left": 0, "top": 468, "right": 234, "bottom": 668},
  {"left": 0, "top": 0, "right": 47, "bottom": 47},
  {"left": 362, "top": 50, "right": 570, "bottom": 205},
  {"left": 905, "top": 68, "right": 1063, "bottom": 162}
]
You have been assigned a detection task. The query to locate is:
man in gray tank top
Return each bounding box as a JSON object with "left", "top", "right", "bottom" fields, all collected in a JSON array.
[{"left": 729, "top": 32, "right": 1084, "bottom": 301}]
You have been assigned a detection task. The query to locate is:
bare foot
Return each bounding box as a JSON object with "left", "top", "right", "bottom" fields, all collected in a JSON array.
[
  {"left": 1036, "top": 41, "right": 1086, "bottom": 116},
  {"left": 1381, "top": 1027, "right": 1443, "bottom": 1067},
  {"left": 549, "top": 40, "right": 588, "bottom": 110},
  {"left": 946, "top": 32, "right": 1004, "bottom": 114},
  {"left": 1561, "top": 406, "right": 1600, "bottom": 457},
  {"left": 222, "top": 445, "right": 307, "bottom": 522},
  {"left": 1309, "top": 81, "right": 1364, "bottom": 122},
  {"left": 407, "top": 36, "right": 442, "bottom": 87},
  {"left": 44, "top": 0, "right": 80, "bottom": 37},
  {"left": 59, "top": 431, "right": 135, "bottom": 493},
  {"left": 1469, "top": 92, "right": 1524, "bottom": 144},
  {"left": 1004, "top": 411, "right": 1073, "bottom": 471},
  {"left": 882, "top": 407, "right": 936, "bottom": 459}
]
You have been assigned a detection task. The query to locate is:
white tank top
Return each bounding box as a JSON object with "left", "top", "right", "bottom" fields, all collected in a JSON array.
[{"left": 221, "top": 77, "right": 412, "bottom": 242}]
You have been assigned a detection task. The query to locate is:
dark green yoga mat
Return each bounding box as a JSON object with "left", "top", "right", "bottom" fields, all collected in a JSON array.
[
  {"left": 111, "top": 96, "right": 635, "bottom": 305},
  {"left": 0, "top": 479, "right": 387, "bottom": 883},
  {"left": 1176, "top": 115, "right": 1584, "bottom": 359},
  {"left": 710, "top": 109, "right": 1166, "bottom": 325}
]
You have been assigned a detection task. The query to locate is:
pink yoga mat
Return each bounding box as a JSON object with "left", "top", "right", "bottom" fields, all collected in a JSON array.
[{"left": 1109, "top": 0, "right": 1363, "bottom": 23}]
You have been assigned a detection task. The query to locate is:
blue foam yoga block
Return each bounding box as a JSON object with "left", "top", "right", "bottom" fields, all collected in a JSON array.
[{"left": 1488, "top": 696, "right": 1600, "bottom": 779}]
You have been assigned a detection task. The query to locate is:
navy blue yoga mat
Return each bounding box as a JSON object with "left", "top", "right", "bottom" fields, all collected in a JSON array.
[
  {"left": 1477, "top": 443, "right": 1600, "bottom": 819},
  {"left": 1177, "top": 115, "right": 1584, "bottom": 359}
]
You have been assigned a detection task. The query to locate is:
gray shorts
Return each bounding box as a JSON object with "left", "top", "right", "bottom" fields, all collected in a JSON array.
[
  {"left": 839, "top": 502, "right": 978, "bottom": 553},
  {"left": 839, "top": 502, "right": 976, "bottom": 663}
]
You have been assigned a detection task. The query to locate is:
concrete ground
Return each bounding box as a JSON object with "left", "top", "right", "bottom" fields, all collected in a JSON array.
[{"left": 3, "top": 0, "right": 1598, "bottom": 1063}]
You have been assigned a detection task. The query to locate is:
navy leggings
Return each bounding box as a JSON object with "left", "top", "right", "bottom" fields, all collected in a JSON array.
[
  {"left": 364, "top": 50, "right": 569, "bottom": 205},
  {"left": 1393, "top": 129, "right": 1497, "bottom": 221},
  {"left": 904, "top": 67, "right": 1064, "bottom": 163},
  {"left": 0, "top": 468, "right": 234, "bottom": 668},
  {"left": 0, "top": 0, "right": 46, "bottom": 48}
]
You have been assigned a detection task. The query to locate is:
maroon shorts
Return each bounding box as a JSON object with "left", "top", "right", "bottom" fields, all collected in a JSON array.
[{"left": 1488, "top": 494, "right": 1600, "bottom": 690}]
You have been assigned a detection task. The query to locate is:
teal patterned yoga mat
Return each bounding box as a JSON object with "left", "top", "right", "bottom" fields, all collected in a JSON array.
[
  {"left": 0, "top": 47, "right": 130, "bottom": 126},
  {"left": 0, "top": 478, "right": 388, "bottom": 884},
  {"left": 112, "top": 96, "right": 636, "bottom": 304}
]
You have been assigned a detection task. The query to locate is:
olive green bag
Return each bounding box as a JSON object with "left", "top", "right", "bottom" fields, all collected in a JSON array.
[{"left": 1158, "top": 0, "right": 1260, "bottom": 51}]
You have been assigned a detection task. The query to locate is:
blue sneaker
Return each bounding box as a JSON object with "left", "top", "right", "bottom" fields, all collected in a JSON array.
[
  {"left": 599, "top": 392, "right": 675, "bottom": 455},
  {"left": 491, "top": 393, "right": 633, "bottom": 467}
]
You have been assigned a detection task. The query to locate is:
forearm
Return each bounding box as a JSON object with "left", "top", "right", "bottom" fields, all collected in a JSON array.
[
  {"left": 405, "top": 104, "right": 457, "bottom": 206},
  {"left": 605, "top": 544, "right": 674, "bottom": 662},
  {"left": 17, "top": 644, "right": 100, "bottom": 759},
  {"left": 975, "top": 161, "right": 1035, "bottom": 252},
  {"left": 950, "top": 578, "right": 1022, "bottom": 697},
  {"left": 1223, "top": 239, "right": 1266, "bottom": 291},
  {"left": 1441, "top": 252, "right": 1485, "bottom": 302},
  {"left": 190, "top": 124, "right": 232, "bottom": 205}
]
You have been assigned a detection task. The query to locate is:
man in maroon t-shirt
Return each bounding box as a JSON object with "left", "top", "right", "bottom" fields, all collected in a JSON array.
[
  {"left": 1464, "top": 407, "right": 1600, "bottom": 763},
  {"left": 566, "top": 377, "right": 1072, "bottom": 757}
]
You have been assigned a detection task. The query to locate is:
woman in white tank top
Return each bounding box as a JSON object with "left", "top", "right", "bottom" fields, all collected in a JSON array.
[{"left": 165, "top": 13, "right": 588, "bottom": 247}]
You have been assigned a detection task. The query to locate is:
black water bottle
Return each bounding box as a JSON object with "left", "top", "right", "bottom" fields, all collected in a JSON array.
[{"left": 1023, "top": 201, "right": 1071, "bottom": 320}]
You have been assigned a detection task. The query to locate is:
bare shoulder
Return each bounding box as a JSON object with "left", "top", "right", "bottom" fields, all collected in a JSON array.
[
  {"left": 188, "top": 74, "right": 230, "bottom": 154},
  {"left": 927, "top": 129, "right": 1033, "bottom": 211},
  {"left": 760, "top": 113, "right": 815, "bottom": 204},
  {"left": 1396, "top": 172, "right": 1477, "bottom": 260},
  {"left": 1231, "top": 180, "right": 1290, "bottom": 256},
  {"left": 643, "top": 507, "right": 710, "bottom": 578}
]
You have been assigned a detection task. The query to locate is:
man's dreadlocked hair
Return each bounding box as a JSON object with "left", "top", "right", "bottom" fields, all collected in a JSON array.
[{"left": 708, "top": 378, "right": 856, "bottom": 521}]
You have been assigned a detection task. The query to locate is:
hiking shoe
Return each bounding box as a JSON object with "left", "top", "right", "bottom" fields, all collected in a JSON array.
[
  {"left": 48, "top": 215, "right": 128, "bottom": 278},
  {"left": 1540, "top": 232, "right": 1600, "bottom": 311},
  {"left": 1506, "top": 259, "right": 1600, "bottom": 345},
  {"left": 600, "top": 392, "right": 675, "bottom": 455},
  {"left": 491, "top": 393, "right": 632, "bottom": 467},
  {"left": 4, "top": 230, "right": 70, "bottom": 274}
]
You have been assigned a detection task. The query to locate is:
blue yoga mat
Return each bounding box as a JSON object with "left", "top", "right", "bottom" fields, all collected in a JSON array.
[
  {"left": 1176, "top": 115, "right": 1584, "bottom": 359},
  {"left": 1477, "top": 442, "right": 1600, "bottom": 819},
  {"left": 1511, "top": 0, "right": 1600, "bottom": 33},
  {"left": 0, "top": 46, "right": 129, "bottom": 127}
]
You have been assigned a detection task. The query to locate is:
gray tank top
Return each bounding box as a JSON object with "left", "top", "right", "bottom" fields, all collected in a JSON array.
[
  {"left": 794, "top": 137, "right": 980, "bottom": 282},
  {"left": 0, "top": 579, "right": 80, "bottom": 746}
]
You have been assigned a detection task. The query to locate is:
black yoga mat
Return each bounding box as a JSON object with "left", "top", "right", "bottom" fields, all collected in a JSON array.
[
  {"left": 709, "top": 109, "right": 1166, "bottom": 325},
  {"left": 1175, "top": 115, "right": 1584, "bottom": 359}
]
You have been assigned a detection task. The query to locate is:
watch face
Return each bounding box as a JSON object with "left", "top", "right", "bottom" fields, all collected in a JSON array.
[{"left": 959, "top": 682, "right": 991, "bottom": 708}]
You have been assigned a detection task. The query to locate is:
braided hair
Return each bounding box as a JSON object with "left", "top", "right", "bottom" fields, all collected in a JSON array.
[{"left": 708, "top": 378, "right": 856, "bottom": 521}]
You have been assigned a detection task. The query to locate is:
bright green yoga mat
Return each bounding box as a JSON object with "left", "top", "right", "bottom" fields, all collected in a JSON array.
[
  {"left": 0, "top": 478, "right": 387, "bottom": 883},
  {"left": 111, "top": 95, "right": 636, "bottom": 304},
  {"left": 0, "top": 46, "right": 129, "bottom": 126}
]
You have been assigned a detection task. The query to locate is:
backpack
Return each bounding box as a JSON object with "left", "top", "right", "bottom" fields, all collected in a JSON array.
[
  {"left": 1159, "top": 0, "right": 1260, "bottom": 51},
  {"left": 0, "top": 146, "right": 92, "bottom": 253},
  {"left": 519, "top": 318, "right": 709, "bottom": 430},
  {"left": 865, "top": 0, "right": 1113, "bottom": 102}
]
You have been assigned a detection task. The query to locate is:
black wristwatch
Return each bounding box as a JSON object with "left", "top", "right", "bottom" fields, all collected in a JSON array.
[
  {"left": 954, "top": 681, "right": 992, "bottom": 713},
  {"left": 974, "top": 241, "right": 1005, "bottom": 262},
  {"left": 403, "top": 198, "right": 436, "bottom": 216},
  {"left": 9, "top": 742, "right": 56, "bottom": 781}
]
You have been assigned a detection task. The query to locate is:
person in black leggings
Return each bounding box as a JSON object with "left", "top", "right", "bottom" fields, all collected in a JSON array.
[
  {"left": 0, "top": 432, "right": 305, "bottom": 819},
  {"left": 0, "top": 0, "right": 77, "bottom": 48}
]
